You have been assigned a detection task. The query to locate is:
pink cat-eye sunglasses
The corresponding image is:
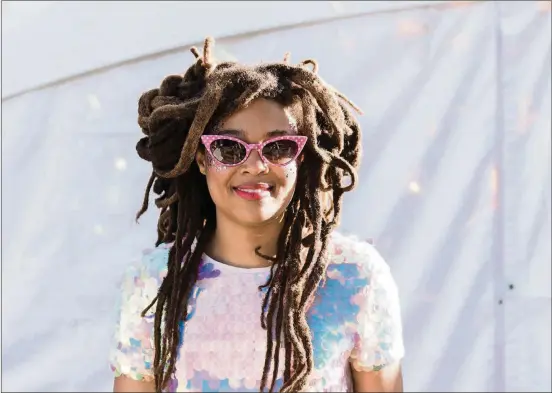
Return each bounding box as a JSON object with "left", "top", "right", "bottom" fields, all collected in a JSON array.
[{"left": 200, "top": 135, "right": 308, "bottom": 167}]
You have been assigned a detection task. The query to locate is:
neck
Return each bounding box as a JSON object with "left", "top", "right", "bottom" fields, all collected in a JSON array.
[{"left": 206, "top": 212, "right": 284, "bottom": 269}]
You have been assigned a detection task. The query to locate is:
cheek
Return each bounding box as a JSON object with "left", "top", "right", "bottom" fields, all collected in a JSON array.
[
  {"left": 206, "top": 154, "right": 230, "bottom": 173},
  {"left": 282, "top": 163, "right": 299, "bottom": 183},
  {"left": 205, "top": 156, "right": 234, "bottom": 195}
]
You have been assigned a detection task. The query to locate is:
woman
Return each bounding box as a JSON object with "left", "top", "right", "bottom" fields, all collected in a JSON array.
[{"left": 110, "top": 37, "right": 404, "bottom": 393}]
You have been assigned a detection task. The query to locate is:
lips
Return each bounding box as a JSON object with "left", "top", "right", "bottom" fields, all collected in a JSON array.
[{"left": 233, "top": 182, "right": 274, "bottom": 201}]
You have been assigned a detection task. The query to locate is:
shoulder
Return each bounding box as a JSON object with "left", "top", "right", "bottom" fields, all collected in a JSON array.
[
  {"left": 327, "top": 231, "right": 392, "bottom": 288},
  {"left": 110, "top": 245, "right": 171, "bottom": 381},
  {"left": 327, "top": 233, "right": 405, "bottom": 370},
  {"left": 311, "top": 231, "right": 397, "bottom": 314},
  {"left": 118, "top": 244, "right": 170, "bottom": 310},
  {"left": 137, "top": 244, "right": 171, "bottom": 280}
]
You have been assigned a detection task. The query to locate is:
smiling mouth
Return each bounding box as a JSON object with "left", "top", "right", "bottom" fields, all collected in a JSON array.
[{"left": 233, "top": 184, "right": 274, "bottom": 201}]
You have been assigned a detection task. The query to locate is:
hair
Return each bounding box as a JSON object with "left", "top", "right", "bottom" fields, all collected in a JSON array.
[{"left": 136, "top": 37, "right": 363, "bottom": 392}]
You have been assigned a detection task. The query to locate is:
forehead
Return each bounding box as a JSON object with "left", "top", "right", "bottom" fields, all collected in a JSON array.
[{"left": 218, "top": 98, "right": 296, "bottom": 135}]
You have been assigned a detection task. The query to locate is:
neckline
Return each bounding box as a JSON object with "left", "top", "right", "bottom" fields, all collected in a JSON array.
[{"left": 201, "top": 253, "right": 273, "bottom": 274}]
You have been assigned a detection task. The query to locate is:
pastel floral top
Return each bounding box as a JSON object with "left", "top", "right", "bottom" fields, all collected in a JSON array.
[{"left": 109, "top": 232, "right": 405, "bottom": 392}]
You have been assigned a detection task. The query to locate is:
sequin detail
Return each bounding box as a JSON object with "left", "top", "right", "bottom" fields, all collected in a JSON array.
[
  {"left": 206, "top": 154, "right": 228, "bottom": 172},
  {"left": 109, "top": 233, "right": 405, "bottom": 391}
]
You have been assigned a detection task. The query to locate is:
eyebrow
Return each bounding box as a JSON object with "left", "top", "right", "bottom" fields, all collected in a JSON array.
[{"left": 216, "top": 129, "right": 292, "bottom": 138}]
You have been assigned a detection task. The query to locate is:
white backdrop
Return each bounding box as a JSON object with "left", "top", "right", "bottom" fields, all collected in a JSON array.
[{"left": 2, "top": 1, "right": 551, "bottom": 392}]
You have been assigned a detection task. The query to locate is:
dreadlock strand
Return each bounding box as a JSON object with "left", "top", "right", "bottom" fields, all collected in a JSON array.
[
  {"left": 202, "top": 36, "right": 215, "bottom": 67},
  {"left": 301, "top": 91, "right": 359, "bottom": 192},
  {"left": 280, "top": 301, "right": 305, "bottom": 392},
  {"left": 283, "top": 52, "right": 291, "bottom": 64},
  {"left": 155, "top": 181, "right": 213, "bottom": 391},
  {"left": 151, "top": 245, "right": 179, "bottom": 391},
  {"left": 300, "top": 230, "right": 332, "bottom": 310},
  {"left": 334, "top": 89, "right": 364, "bottom": 115},
  {"left": 154, "top": 86, "right": 224, "bottom": 178},
  {"left": 138, "top": 88, "right": 161, "bottom": 133},
  {"left": 283, "top": 339, "right": 293, "bottom": 383},
  {"left": 264, "top": 199, "right": 303, "bottom": 390},
  {"left": 299, "top": 59, "right": 319, "bottom": 74},
  {"left": 298, "top": 93, "right": 334, "bottom": 165},
  {"left": 154, "top": 192, "right": 178, "bottom": 209},
  {"left": 290, "top": 69, "right": 346, "bottom": 150},
  {"left": 279, "top": 221, "right": 309, "bottom": 391},
  {"left": 260, "top": 281, "right": 279, "bottom": 392},
  {"left": 161, "top": 227, "right": 213, "bottom": 391},
  {"left": 294, "top": 308, "right": 315, "bottom": 389},
  {"left": 136, "top": 171, "right": 156, "bottom": 221},
  {"left": 190, "top": 46, "right": 200, "bottom": 59},
  {"left": 259, "top": 267, "right": 276, "bottom": 330},
  {"left": 261, "top": 197, "right": 301, "bottom": 390},
  {"left": 269, "top": 284, "right": 287, "bottom": 393},
  {"left": 284, "top": 168, "right": 331, "bottom": 391}
]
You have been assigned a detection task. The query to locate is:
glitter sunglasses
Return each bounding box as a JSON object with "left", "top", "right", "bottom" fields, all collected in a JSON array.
[{"left": 200, "top": 135, "right": 308, "bottom": 167}]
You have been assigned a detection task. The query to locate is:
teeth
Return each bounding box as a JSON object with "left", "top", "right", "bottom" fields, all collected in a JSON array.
[{"left": 237, "top": 188, "right": 268, "bottom": 193}]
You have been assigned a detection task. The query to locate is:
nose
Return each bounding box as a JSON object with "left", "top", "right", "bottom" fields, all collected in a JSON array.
[{"left": 241, "top": 148, "right": 268, "bottom": 175}]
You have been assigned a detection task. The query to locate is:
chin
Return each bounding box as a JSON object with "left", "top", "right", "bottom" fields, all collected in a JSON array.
[
  {"left": 234, "top": 209, "right": 283, "bottom": 227},
  {"left": 215, "top": 191, "right": 292, "bottom": 228}
]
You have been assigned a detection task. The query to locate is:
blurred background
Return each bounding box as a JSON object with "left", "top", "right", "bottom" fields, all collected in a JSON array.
[{"left": 1, "top": 1, "right": 551, "bottom": 391}]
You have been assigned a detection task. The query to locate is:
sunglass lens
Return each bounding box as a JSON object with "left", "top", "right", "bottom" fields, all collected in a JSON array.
[
  {"left": 210, "top": 139, "right": 246, "bottom": 165},
  {"left": 262, "top": 140, "right": 299, "bottom": 165}
]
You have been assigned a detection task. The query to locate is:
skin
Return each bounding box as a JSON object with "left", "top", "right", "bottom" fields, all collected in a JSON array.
[
  {"left": 351, "top": 363, "right": 404, "bottom": 392},
  {"left": 114, "top": 375, "right": 154, "bottom": 392},
  {"left": 114, "top": 98, "right": 403, "bottom": 392}
]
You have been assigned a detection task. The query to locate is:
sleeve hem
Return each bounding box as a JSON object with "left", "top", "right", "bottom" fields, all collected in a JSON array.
[
  {"left": 349, "top": 355, "right": 404, "bottom": 373},
  {"left": 111, "top": 364, "right": 155, "bottom": 382}
]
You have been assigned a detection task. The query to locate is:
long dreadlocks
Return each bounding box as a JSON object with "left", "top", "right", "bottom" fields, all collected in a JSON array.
[{"left": 136, "top": 37, "right": 362, "bottom": 392}]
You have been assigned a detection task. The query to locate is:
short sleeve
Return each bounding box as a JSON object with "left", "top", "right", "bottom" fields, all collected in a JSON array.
[
  {"left": 349, "top": 245, "right": 405, "bottom": 372},
  {"left": 109, "top": 248, "right": 168, "bottom": 381}
]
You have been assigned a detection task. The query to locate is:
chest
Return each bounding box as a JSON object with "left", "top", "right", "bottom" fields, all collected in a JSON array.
[{"left": 172, "top": 274, "right": 357, "bottom": 392}]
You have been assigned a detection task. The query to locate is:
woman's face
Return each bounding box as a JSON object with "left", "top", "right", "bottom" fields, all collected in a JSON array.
[{"left": 196, "top": 98, "right": 303, "bottom": 227}]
